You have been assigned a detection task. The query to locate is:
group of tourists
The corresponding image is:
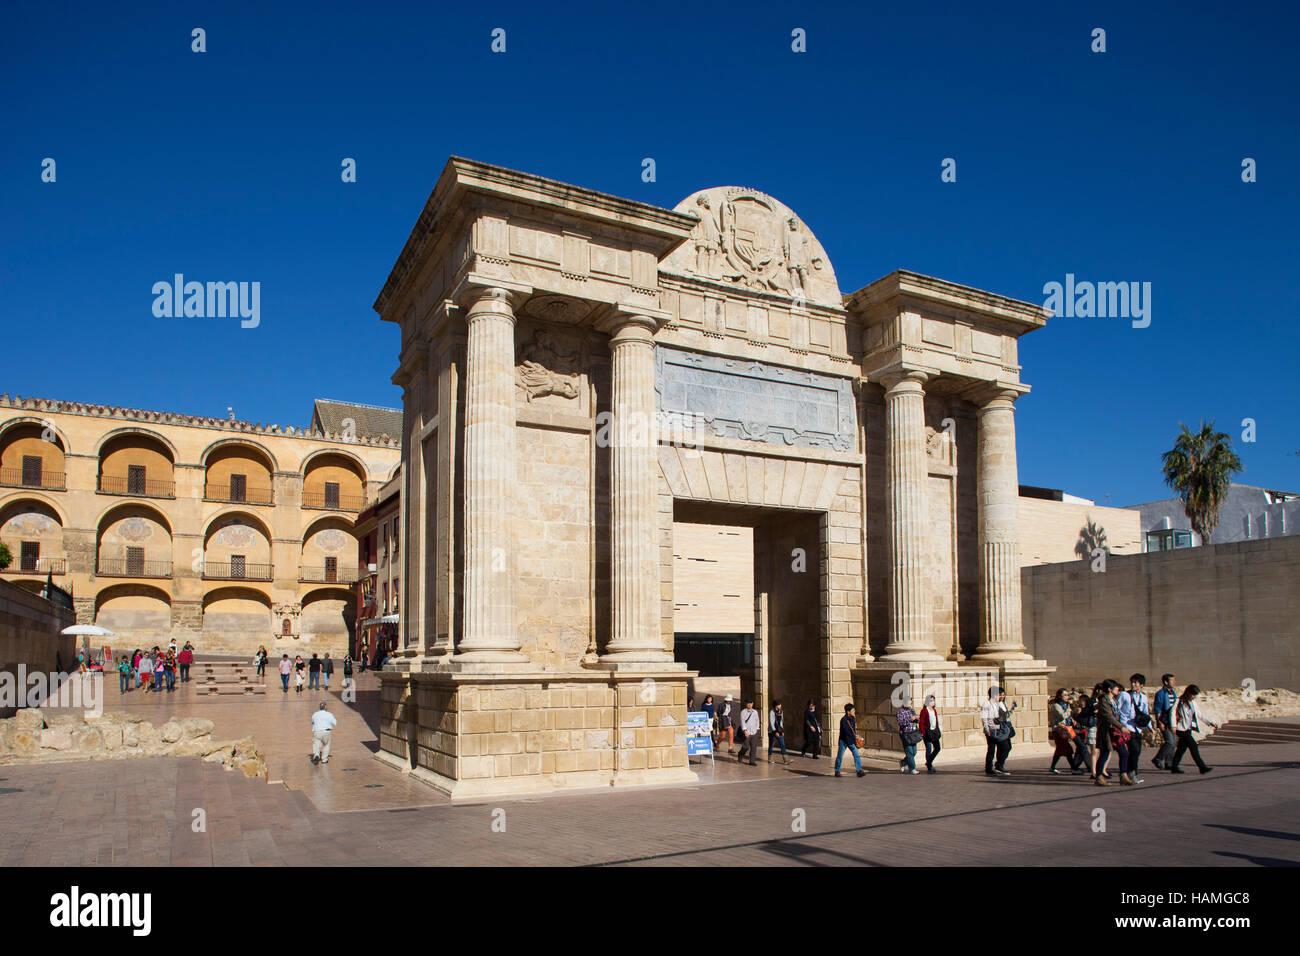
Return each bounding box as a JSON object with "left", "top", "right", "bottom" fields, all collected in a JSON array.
[
  {"left": 276, "top": 652, "right": 352, "bottom": 693},
  {"left": 691, "top": 671, "right": 1221, "bottom": 780},
  {"left": 1047, "top": 673, "right": 1219, "bottom": 781},
  {"left": 115, "top": 640, "right": 194, "bottom": 693}
]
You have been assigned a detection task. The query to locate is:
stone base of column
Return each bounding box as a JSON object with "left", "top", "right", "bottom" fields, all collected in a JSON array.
[
  {"left": 849, "top": 659, "right": 1056, "bottom": 764},
  {"left": 376, "top": 665, "right": 698, "bottom": 800},
  {"left": 877, "top": 644, "right": 946, "bottom": 663},
  {"left": 586, "top": 656, "right": 686, "bottom": 673},
  {"left": 968, "top": 645, "right": 1033, "bottom": 662}
]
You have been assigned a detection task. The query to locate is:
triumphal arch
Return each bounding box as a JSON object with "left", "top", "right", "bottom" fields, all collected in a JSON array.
[{"left": 373, "top": 157, "right": 1053, "bottom": 798}]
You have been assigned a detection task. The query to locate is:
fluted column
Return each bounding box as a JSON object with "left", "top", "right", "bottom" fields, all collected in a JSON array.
[
  {"left": 455, "top": 286, "right": 524, "bottom": 661},
  {"left": 601, "top": 314, "right": 670, "bottom": 662},
  {"left": 971, "top": 389, "right": 1029, "bottom": 660},
  {"left": 879, "top": 370, "right": 941, "bottom": 661}
]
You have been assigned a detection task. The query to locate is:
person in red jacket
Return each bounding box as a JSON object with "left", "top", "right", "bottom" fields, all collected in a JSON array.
[
  {"left": 177, "top": 644, "right": 194, "bottom": 683},
  {"left": 919, "top": 694, "right": 942, "bottom": 773}
]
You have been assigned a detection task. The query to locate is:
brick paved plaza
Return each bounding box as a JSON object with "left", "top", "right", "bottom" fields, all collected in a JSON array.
[{"left": 4, "top": 666, "right": 1298, "bottom": 867}]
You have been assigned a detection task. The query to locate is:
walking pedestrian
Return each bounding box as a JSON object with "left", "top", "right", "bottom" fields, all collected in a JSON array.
[
  {"left": 919, "top": 694, "right": 942, "bottom": 773},
  {"left": 278, "top": 654, "right": 291, "bottom": 692},
  {"left": 800, "top": 699, "right": 823, "bottom": 758},
  {"left": 897, "top": 696, "right": 921, "bottom": 774},
  {"left": 834, "top": 703, "right": 865, "bottom": 778},
  {"left": 294, "top": 655, "right": 306, "bottom": 693},
  {"left": 1170, "top": 684, "right": 1218, "bottom": 774},
  {"left": 310, "top": 701, "right": 338, "bottom": 765},
  {"left": 154, "top": 654, "right": 166, "bottom": 694},
  {"left": 1152, "top": 673, "right": 1178, "bottom": 770},
  {"left": 359, "top": 639, "right": 369, "bottom": 672},
  {"left": 1048, "top": 689, "right": 1082, "bottom": 774},
  {"left": 717, "top": 694, "right": 735, "bottom": 753},
  {"left": 117, "top": 654, "right": 131, "bottom": 694},
  {"left": 138, "top": 651, "right": 153, "bottom": 692},
  {"left": 1081, "top": 684, "right": 1103, "bottom": 778},
  {"left": 736, "top": 698, "right": 760, "bottom": 765},
  {"left": 1096, "top": 680, "right": 1134, "bottom": 786},
  {"left": 177, "top": 643, "right": 193, "bottom": 683},
  {"left": 343, "top": 653, "right": 353, "bottom": 682},
  {"left": 308, "top": 653, "right": 321, "bottom": 690},
  {"left": 982, "top": 686, "right": 1015, "bottom": 776},
  {"left": 767, "top": 700, "right": 790, "bottom": 765},
  {"left": 1123, "top": 674, "right": 1149, "bottom": 783},
  {"left": 255, "top": 646, "right": 268, "bottom": 680},
  {"left": 322, "top": 653, "right": 334, "bottom": 690}
]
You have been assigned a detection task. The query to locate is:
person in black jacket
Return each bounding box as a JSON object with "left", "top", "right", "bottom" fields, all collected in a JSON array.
[
  {"left": 834, "top": 703, "right": 865, "bottom": 778},
  {"left": 308, "top": 653, "right": 322, "bottom": 690},
  {"left": 801, "top": 699, "right": 823, "bottom": 758},
  {"left": 322, "top": 653, "right": 335, "bottom": 691}
]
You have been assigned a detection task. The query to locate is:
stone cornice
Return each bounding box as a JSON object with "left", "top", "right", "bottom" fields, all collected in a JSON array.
[
  {"left": 0, "top": 394, "right": 400, "bottom": 449},
  {"left": 374, "top": 156, "right": 697, "bottom": 317},
  {"left": 845, "top": 270, "right": 1049, "bottom": 335}
]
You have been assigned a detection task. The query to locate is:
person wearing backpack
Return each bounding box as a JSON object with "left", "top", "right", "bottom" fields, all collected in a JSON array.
[
  {"left": 1152, "top": 673, "right": 1178, "bottom": 770},
  {"left": 1124, "top": 674, "right": 1150, "bottom": 783}
]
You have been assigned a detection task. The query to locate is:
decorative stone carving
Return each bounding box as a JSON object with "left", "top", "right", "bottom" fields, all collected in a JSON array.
[
  {"left": 925, "top": 425, "right": 951, "bottom": 466},
  {"left": 666, "top": 187, "right": 840, "bottom": 308},
  {"left": 212, "top": 520, "right": 255, "bottom": 547},
  {"left": 515, "top": 329, "right": 580, "bottom": 403}
]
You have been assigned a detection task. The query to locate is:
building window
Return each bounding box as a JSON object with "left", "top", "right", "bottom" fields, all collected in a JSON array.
[
  {"left": 382, "top": 583, "right": 388, "bottom": 614},
  {"left": 230, "top": 473, "right": 247, "bottom": 503},
  {"left": 282, "top": 618, "right": 292, "bottom": 636},
  {"left": 20, "top": 541, "right": 39, "bottom": 572},
  {"left": 230, "top": 554, "right": 246, "bottom": 579},
  {"left": 325, "top": 556, "right": 337, "bottom": 583},
  {"left": 126, "top": 546, "right": 145, "bottom": 576},
  {"left": 21, "top": 455, "right": 42, "bottom": 487},
  {"left": 127, "top": 464, "right": 147, "bottom": 495},
  {"left": 1146, "top": 529, "right": 1194, "bottom": 552},
  {"left": 393, "top": 578, "right": 399, "bottom": 613},
  {"left": 392, "top": 518, "right": 399, "bottom": 554},
  {"left": 324, "top": 481, "right": 340, "bottom": 510}
]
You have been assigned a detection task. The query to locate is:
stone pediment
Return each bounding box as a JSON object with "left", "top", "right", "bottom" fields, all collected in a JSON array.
[{"left": 663, "top": 187, "right": 841, "bottom": 309}]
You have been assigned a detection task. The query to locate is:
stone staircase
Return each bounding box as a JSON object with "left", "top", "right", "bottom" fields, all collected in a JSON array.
[
  {"left": 1201, "top": 718, "right": 1300, "bottom": 745},
  {"left": 194, "top": 660, "right": 266, "bottom": 696}
]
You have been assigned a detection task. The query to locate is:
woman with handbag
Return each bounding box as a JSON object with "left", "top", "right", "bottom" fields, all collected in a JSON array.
[
  {"left": 919, "top": 694, "right": 941, "bottom": 773},
  {"left": 717, "top": 695, "right": 735, "bottom": 754},
  {"left": 1048, "top": 689, "right": 1082, "bottom": 774},
  {"left": 1096, "top": 680, "right": 1134, "bottom": 786},
  {"left": 896, "top": 696, "right": 922, "bottom": 774}
]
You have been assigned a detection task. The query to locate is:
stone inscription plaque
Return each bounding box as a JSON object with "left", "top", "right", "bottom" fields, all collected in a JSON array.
[{"left": 655, "top": 347, "right": 854, "bottom": 452}]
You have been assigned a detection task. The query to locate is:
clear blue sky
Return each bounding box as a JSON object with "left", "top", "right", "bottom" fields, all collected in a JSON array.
[{"left": 2, "top": 0, "right": 1296, "bottom": 506}]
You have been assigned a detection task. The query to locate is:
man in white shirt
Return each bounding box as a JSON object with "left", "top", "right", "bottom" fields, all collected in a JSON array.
[
  {"left": 310, "top": 701, "right": 338, "bottom": 765},
  {"left": 736, "top": 698, "right": 761, "bottom": 766}
]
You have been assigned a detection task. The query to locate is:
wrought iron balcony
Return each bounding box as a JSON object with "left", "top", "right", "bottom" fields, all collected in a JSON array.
[
  {"left": 202, "top": 561, "right": 273, "bottom": 582},
  {"left": 301, "top": 489, "right": 365, "bottom": 511},
  {"left": 96, "top": 558, "right": 172, "bottom": 578},
  {"left": 204, "top": 482, "right": 273, "bottom": 505},
  {"left": 98, "top": 474, "right": 175, "bottom": 498},
  {"left": 0, "top": 467, "right": 66, "bottom": 491},
  {"left": 3, "top": 556, "right": 67, "bottom": 574},
  {"left": 299, "top": 565, "right": 360, "bottom": 584}
]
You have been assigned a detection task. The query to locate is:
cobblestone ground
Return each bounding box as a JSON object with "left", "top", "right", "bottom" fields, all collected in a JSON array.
[{"left": 7, "top": 669, "right": 1299, "bottom": 866}]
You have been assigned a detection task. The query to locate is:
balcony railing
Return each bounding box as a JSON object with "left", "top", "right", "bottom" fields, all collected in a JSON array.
[
  {"left": 98, "top": 474, "right": 175, "bottom": 498},
  {"left": 202, "top": 561, "right": 273, "bottom": 582},
  {"left": 301, "top": 489, "right": 366, "bottom": 512},
  {"left": 3, "top": 556, "right": 67, "bottom": 575},
  {"left": 0, "top": 467, "right": 66, "bottom": 490},
  {"left": 204, "top": 482, "right": 274, "bottom": 505},
  {"left": 299, "top": 565, "right": 360, "bottom": 584},
  {"left": 96, "top": 558, "right": 172, "bottom": 578}
]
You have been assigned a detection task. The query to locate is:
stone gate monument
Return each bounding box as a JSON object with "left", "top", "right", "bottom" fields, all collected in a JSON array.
[{"left": 373, "top": 157, "right": 1054, "bottom": 798}]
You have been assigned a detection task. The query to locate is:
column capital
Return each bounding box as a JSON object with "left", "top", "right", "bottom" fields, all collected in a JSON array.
[
  {"left": 966, "top": 383, "right": 1026, "bottom": 409},
  {"left": 451, "top": 273, "right": 533, "bottom": 311},
  {"left": 594, "top": 303, "right": 671, "bottom": 338},
  {"left": 871, "top": 366, "right": 934, "bottom": 394}
]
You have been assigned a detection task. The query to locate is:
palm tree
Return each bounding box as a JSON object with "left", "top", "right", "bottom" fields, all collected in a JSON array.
[{"left": 1161, "top": 420, "right": 1243, "bottom": 544}]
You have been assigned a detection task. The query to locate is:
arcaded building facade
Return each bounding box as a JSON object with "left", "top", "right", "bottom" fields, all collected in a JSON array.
[
  {"left": 374, "top": 158, "right": 1057, "bottom": 798},
  {"left": 0, "top": 396, "right": 400, "bottom": 656}
]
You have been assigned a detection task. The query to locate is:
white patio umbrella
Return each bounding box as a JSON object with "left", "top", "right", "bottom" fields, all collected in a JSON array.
[{"left": 61, "top": 624, "right": 115, "bottom": 637}]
